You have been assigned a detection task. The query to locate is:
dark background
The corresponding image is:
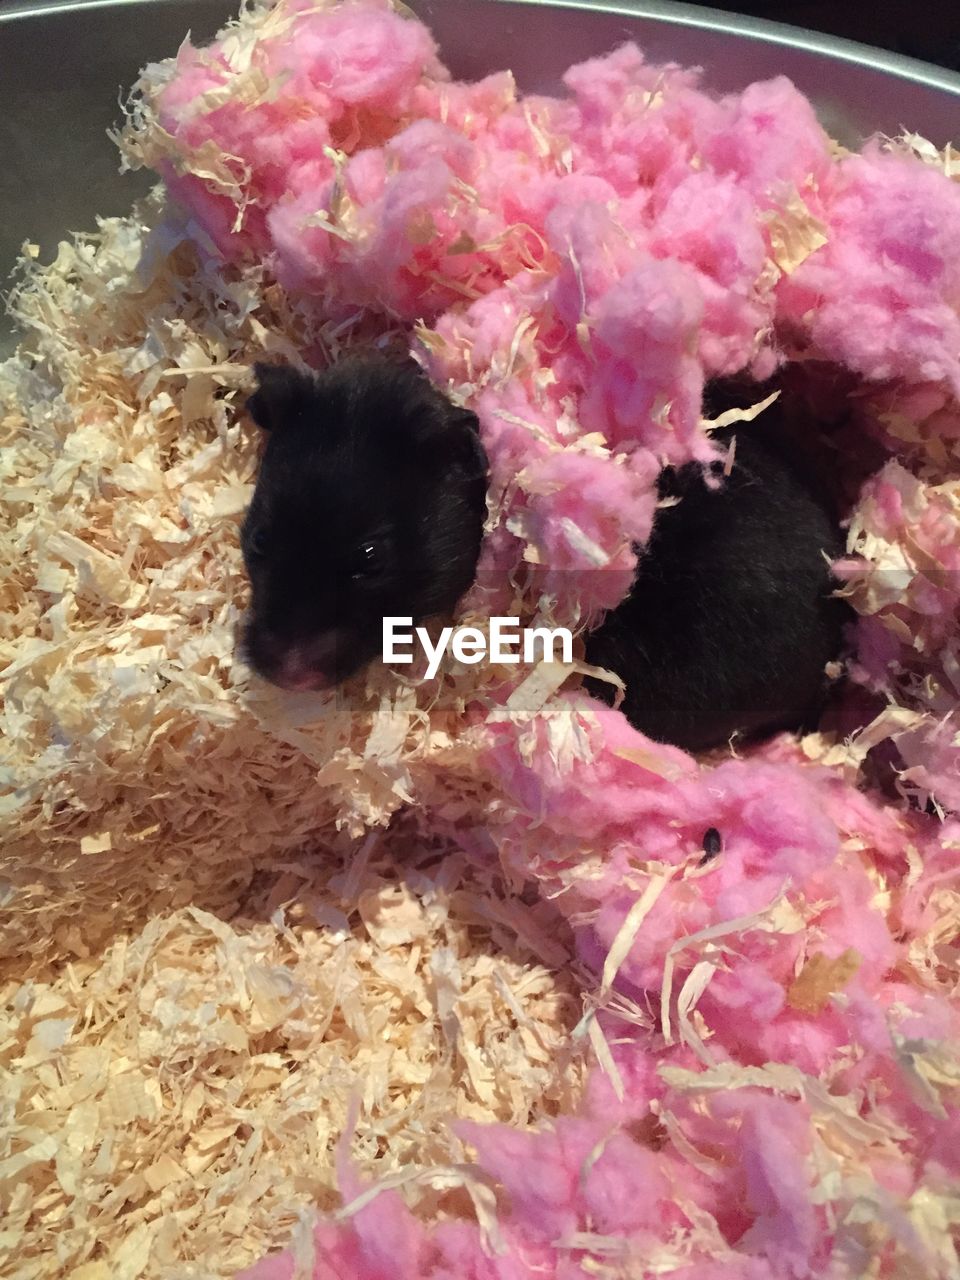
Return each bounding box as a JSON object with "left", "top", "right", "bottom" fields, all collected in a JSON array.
[
  {"left": 711, "top": 0, "right": 960, "bottom": 72},
  {"left": 0, "top": 0, "right": 958, "bottom": 70}
]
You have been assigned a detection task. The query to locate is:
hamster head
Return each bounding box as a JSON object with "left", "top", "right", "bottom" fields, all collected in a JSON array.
[{"left": 240, "top": 354, "right": 488, "bottom": 692}]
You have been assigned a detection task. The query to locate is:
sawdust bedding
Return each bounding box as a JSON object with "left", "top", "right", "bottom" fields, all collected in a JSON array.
[{"left": 2, "top": 0, "right": 960, "bottom": 1276}]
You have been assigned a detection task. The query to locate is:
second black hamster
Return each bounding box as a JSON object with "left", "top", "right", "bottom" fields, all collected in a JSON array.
[
  {"left": 581, "top": 423, "right": 849, "bottom": 751},
  {"left": 240, "top": 353, "right": 849, "bottom": 750}
]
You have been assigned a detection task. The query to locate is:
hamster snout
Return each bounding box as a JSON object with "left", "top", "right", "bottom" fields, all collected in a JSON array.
[{"left": 243, "top": 625, "right": 347, "bottom": 691}]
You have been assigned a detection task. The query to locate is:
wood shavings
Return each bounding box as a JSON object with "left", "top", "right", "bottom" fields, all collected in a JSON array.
[
  {"left": 586, "top": 1016, "right": 625, "bottom": 1103},
  {"left": 787, "top": 949, "right": 863, "bottom": 1014},
  {"left": 761, "top": 188, "right": 829, "bottom": 274},
  {"left": 660, "top": 891, "right": 802, "bottom": 1045},
  {"left": 609, "top": 744, "right": 684, "bottom": 782},
  {"left": 0, "top": 822, "right": 585, "bottom": 1277},
  {"left": 600, "top": 871, "right": 675, "bottom": 1000},
  {"left": 699, "top": 389, "right": 780, "bottom": 432},
  {"left": 503, "top": 660, "right": 574, "bottom": 716},
  {"left": 885, "top": 131, "right": 960, "bottom": 181}
]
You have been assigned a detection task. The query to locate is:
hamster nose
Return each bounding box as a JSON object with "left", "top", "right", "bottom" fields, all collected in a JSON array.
[{"left": 274, "top": 634, "right": 343, "bottom": 691}]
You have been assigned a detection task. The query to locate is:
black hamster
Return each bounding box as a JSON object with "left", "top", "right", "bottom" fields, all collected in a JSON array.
[
  {"left": 581, "top": 422, "right": 850, "bottom": 751},
  {"left": 240, "top": 356, "right": 487, "bottom": 690},
  {"left": 240, "top": 354, "right": 849, "bottom": 750}
]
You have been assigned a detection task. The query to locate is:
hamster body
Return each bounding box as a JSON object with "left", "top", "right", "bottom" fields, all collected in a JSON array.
[
  {"left": 582, "top": 428, "right": 848, "bottom": 750},
  {"left": 241, "top": 354, "right": 849, "bottom": 749}
]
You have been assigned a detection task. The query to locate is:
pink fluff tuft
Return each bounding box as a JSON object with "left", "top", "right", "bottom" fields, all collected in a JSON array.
[{"left": 779, "top": 148, "right": 960, "bottom": 396}]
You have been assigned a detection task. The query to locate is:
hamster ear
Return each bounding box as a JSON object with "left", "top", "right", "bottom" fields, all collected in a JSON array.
[
  {"left": 247, "top": 363, "right": 315, "bottom": 431},
  {"left": 435, "top": 406, "right": 488, "bottom": 479}
]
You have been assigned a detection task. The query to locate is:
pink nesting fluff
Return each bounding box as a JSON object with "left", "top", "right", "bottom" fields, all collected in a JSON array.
[
  {"left": 140, "top": 1, "right": 960, "bottom": 1275},
  {"left": 695, "top": 76, "right": 833, "bottom": 203},
  {"left": 779, "top": 148, "right": 960, "bottom": 395}
]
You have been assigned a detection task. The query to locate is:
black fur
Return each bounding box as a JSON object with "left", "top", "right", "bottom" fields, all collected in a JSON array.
[
  {"left": 240, "top": 355, "right": 487, "bottom": 688},
  {"left": 240, "top": 354, "right": 850, "bottom": 749},
  {"left": 582, "top": 414, "right": 850, "bottom": 750}
]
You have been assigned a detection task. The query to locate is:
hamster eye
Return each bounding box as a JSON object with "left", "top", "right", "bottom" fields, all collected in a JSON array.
[
  {"left": 351, "top": 539, "right": 387, "bottom": 580},
  {"left": 244, "top": 526, "right": 270, "bottom": 561}
]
